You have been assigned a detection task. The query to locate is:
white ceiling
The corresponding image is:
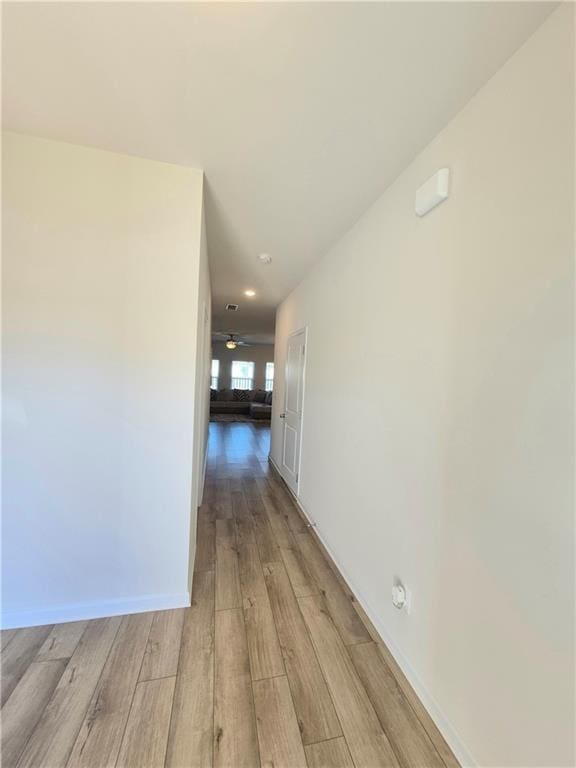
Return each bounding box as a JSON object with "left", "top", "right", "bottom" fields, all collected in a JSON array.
[{"left": 3, "top": 2, "right": 556, "bottom": 335}]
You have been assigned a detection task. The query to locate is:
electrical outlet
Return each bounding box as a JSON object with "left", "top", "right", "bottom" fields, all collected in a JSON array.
[{"left": 392, "top": 581, "right": 413, "bottom": 614}]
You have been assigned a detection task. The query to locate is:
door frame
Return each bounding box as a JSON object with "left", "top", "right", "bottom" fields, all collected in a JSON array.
[{"left": 282, "top": 326, "right": 308, "bottom": 497}]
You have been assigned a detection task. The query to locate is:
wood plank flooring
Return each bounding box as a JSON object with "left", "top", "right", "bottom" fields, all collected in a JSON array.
[{"left": 1, "top": 420, "right": 459, "bottom": 768}]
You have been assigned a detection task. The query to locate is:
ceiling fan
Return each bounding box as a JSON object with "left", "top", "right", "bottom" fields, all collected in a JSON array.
[{"left": 220, "top": 333, "right": 253, "bottom": 350}]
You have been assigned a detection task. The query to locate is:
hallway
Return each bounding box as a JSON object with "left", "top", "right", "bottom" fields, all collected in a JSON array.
[{"left": 1, "top": 422, "right": 458, "bottom": 768}]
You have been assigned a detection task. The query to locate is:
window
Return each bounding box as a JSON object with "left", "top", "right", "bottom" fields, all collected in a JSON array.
[
  {"left": 265, "top": 362, "right": 274, "bottom": 392},
  {"left": 231, "top": 360, "right": 254, "bottom": 390},
  {"left": 211, "top": 359, "right": 220, "bottom": 390}
]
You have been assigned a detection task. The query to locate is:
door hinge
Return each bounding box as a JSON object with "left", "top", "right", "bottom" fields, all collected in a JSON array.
[{"left": 296, "top": 472, "right": 299, "bottom": 483}]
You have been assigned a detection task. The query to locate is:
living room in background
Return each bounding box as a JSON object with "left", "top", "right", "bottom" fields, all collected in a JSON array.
[
  {"left": 211, "top": 359, "right": 219, "bottom": 389},
  {"left": 211, "top": 340, "right": 274, "bottom": 391},
  {"left": 231, "top": 360, "right": 254, "bottom": 390}
]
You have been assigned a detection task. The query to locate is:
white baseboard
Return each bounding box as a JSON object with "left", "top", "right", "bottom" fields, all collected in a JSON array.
[
  {"left": 1, "top": 592, "right": 191, "bottom": 630},
  {"left": 289, "top": 490, "right": 476, "bottom": 768},
  {"left": 268, "top": 454, "right": 283, "bottom": 479}
]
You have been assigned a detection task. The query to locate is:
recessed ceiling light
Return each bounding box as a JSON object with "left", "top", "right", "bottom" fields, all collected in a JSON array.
[
  {"left": 258, "top": 253, "right": 272, "bottom": 264},
  {"left": 244, "top": 289, "right": 256, "bottom": 297}
]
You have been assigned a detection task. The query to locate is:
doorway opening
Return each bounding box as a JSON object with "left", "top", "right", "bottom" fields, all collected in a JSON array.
[{"left": 209, "top": 335, "right": 275, "bottom": 426}]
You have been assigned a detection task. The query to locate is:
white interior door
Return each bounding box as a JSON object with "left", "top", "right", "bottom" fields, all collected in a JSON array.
[{"left": 280, "top": 329, "right": 306, "bottom": 495}]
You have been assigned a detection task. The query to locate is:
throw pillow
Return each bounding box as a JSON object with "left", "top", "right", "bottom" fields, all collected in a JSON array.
[
  {"left": 233, "top": 389, "right": 251, "bottom": 402},
  {"left": 252, "top": 390, "right": 266, "bottom": 403},
  {"left": 210, "top": 389, "right": 217, "bottom": 401},
  {"left": 265, "top": 390, "right": 273, "bottom": 405},
  {"left": 218, "top": 389, "right": 234, "bottom": 402}
]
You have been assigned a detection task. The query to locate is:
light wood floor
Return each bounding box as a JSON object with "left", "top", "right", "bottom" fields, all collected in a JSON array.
[{"left": 1, "top": 421, "right": 459, "bottom": 768}]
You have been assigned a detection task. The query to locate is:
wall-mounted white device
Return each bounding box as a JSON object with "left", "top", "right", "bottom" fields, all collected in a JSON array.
[
  {"left": 415, "top": 168, "right": 450, "bottom": 217},
  {"left": 392, "top": 581, "right": 412, "bottom": 613}
]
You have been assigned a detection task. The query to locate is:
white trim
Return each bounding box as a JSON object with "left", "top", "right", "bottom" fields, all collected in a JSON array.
[
  {"left": 199, "top": 446, "right": 208, "bottom": 507},
  {"left": 291, "top": 491, "right": 477, "bottom": 768},
  {"left": 295, "top": 326, "right": 308, "bottom": 495},
  {"left": 1, "top": 592, "right": 191, "bottom": 630},
  {"left": 281, "top": 326, "right": 308, "bottom": 496}
]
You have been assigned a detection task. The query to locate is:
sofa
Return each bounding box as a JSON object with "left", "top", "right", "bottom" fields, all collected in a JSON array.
[{"left": 210, "top": 388, "right": 273, "bottom": 420}]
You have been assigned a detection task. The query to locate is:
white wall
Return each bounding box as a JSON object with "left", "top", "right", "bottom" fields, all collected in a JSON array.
[
  {"left": 2, "top": 132, "right": 207, "bottom": 627},
  {"left": 212, "top": 342, "right": 275, "bottom": 391},
  {"left": 272, "top": 7, "right": 574, "bottom": 767}
]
